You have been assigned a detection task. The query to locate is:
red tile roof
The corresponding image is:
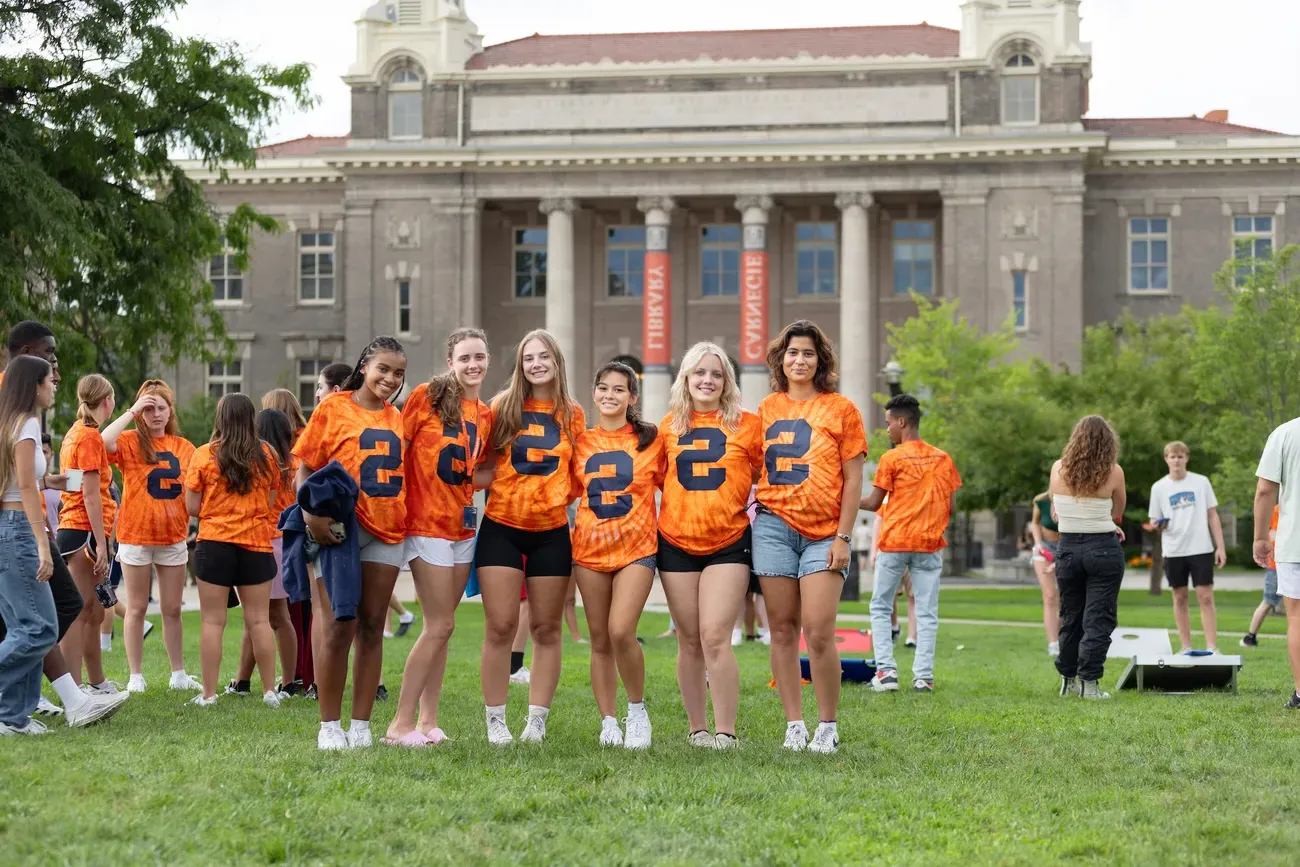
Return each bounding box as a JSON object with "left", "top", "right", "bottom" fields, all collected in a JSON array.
[
  {"left": 467, "top": 24, "right": 959, "bottom": 69},
  {"left": 1084, "top": 116, "right": 1283, "bottom": 138},
  {"left": 255, "top": 135, "right": 350, "bottom": 158}
]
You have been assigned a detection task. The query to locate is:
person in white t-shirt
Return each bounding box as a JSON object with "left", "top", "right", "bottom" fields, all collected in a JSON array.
[
  {"left": 1255, "top": 417, "right": 1300, "bottom": 709},
  {"left": 1148, "top": 442, "right": 1226, "bottom": 654}
]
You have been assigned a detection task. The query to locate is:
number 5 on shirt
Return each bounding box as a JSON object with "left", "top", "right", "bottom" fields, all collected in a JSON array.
[{"left": 676, "top": 428, "right": 727, "bottom": 492}]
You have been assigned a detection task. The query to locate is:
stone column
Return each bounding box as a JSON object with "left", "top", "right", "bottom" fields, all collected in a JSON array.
[
  {"left": 637, "top": 196, "right": 675, "bottom": 423},
  {"left": 836, "top": 193, "right": 873, "bottom": 420},
  {"left": 540, "top": 197, "right": 577, "bottom": 368},
  {"left": 460, "top": 200, "right": 482, "bottom": 327},
  {"left": 737, "top": 195, "right": 774, "bottom": 409}
]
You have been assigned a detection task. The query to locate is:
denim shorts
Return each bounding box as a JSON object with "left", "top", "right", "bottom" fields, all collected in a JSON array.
[{"left": 751, "top": 509, "right": 846, "bottom": 580}]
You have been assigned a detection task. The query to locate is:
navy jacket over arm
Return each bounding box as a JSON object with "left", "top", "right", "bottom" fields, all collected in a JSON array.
[{"left": 278, "top": 461, "right": 361, "bottom": 621}]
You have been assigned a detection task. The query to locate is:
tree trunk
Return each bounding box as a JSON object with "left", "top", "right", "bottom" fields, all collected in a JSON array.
[{"left": 1148, "top": 531, "right": 1163, "bottom": 596}]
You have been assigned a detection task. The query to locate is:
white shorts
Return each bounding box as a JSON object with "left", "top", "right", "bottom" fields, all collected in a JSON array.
[
  {"left": 1277, "top": 562, "right": 1300, "bottom": 600},
  {"left": 117, "top": 540, "right": 190, "bottom": 568},
  {"left": 405, "top": 535, "right": 476, "bottom": 568}
]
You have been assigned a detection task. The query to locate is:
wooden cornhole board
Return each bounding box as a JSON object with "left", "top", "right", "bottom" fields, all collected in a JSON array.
[{"left": 1107, "top": 628, "right": 1242, "bottom": 694}]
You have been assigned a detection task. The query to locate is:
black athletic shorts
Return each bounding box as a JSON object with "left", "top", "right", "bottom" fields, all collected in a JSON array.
[
  {"left": 193, "top": 540, "right": 277, "bottom": 587},
  {"left": 474, "top": 516, "right": 572, "bottom": 578},
  {"left": 658, "top": 527, "right": 752, "bottom": 574},
  {"left": 56, "top": 528, "right": 97, "bottom": 561},
  {"left": 1165, "top": 552, "right": 1215, "bottom": 589}
]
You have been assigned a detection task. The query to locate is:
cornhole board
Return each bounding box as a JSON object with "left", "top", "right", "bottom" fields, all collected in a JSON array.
[
  {"left": 796, "top": 630, "right": 875, "bottom": 682},
  {"left": 800, "top": 657, "right": 877, "bottom": 683},
  {"left": 1108, "top": 628, "right": 1242, "bottom": 694},
  {"left": 799, "top": 629, "right": 872, "bottom": 654}
]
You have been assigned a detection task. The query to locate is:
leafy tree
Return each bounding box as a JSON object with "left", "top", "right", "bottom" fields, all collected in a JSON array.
[
  {"left": 0, "top": 0, "right": 312, "bottom": 409},
  {"left": 176, "top": 393, "right": 214, "bottom": 445}
]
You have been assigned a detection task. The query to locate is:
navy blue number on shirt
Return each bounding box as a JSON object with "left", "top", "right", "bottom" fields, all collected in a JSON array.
[
  {"left": 146, "top": 452, "right": 183, "bottom": 500},
  {"left": 511, "top": 412, "right": 562, "bottom": 476},
  {"left": 676, "top": 428, "right": 728, "bottom": 492},
  {"left": 436, "top": 420, "right": 479, "bottom": 486},
  {"left": 765, "top": 420, "right": 813, "bottom": 486},
  {"left": 359, "top": 429, "right": 403, "bottom": 497},
  {"left": 585, "top": 451, "right": 634, "bottom": 519}
]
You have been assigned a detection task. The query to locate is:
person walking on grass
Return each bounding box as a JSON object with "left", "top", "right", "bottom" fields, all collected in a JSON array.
[
  {"left": 860, "top": 393, "right": 960, "bottom": 694},
  {"left": 1051, "top": 415, "right": 1126, "bottom": 700},
  {"left": 1029, "top": 489, "right": 1061, "bottom": 657},
  {"left": 1242, "top": 505, "right": 1280, "bottom": 648},
  {"left": 1253, "top": 417, "right": 1300, "bottom": 708},
  {"left": 1148, "top": 442, "right": 1226, "bottom": 654}
]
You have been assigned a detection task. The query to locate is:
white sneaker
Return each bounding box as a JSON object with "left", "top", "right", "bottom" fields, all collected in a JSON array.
[
  {"left": 731, "top": 626, "right": 743, "bottom": 646},
  {"left": 0, "top": 718, "right": 50, "bottom": 736},
  {"left": 318, "top": 726, "right": 349, "bottom": 751},
  {"left": 599, "top": 716, "right": 623, "bottom": 747},
  {"left": 519, "top": 713, "right": 547, "bottom": 743},
  {"left": 783, "top": 723, "right": 809, "bottom": 752},
  {"left": 35, "top": 696, "right": 63, "bottom": 716},
  {"left": 169, "top": 672, "right": 203, "bottom": 692},
  {"left": 263, "top": 691, "right": 282, "bottom": 709},
  {"left": 808, "top": 723, "right": 840, "bottom": 755},
  {"left": 758, "top": 629, "right": 772, "bottom": 646},
  {"left": 486, "top": 714, "right": 513, "bottom": 746},
  {"left": 382, "top": 630, "right": 395, "bottom": 639},
  {"left": 346, "top": 725, "right": 373, "bottom": 748},
  {"left": 1048, "top": 641, "right": 1060, "bottom": 657},
  {"left": 189, "top": 694, "right": 217, "bottom": 707},
  {"left": 688, "top": 730, "right": 715, "bottom": 748},
  {"left": 509, "top": 666, "right": 531, "bottom": 685},
  {"left": 65, "top": 691, "right": 128, "bottom": 727},
  {"left": 127, "top": 675, "right": 147, "bottom": 694},
  {"left": 624, "top": 713, "right": 652, "bottom": 750},
  {"left": 84, "top": 681, "right": 123, "bottom": 696},
  {"left": 713, "top": 732, "right": 739, "bottom": 750}
]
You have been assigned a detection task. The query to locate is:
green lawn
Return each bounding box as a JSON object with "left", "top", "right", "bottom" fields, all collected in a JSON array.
[{"left": 4, "top": 593, "right": 1300, "bottom": 865}]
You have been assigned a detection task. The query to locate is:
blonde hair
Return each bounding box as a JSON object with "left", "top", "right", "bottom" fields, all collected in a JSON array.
[
  {"left": 75, "top": 374, "right": 114, "bottom": 428},
  {"left": 1164, "top": 441, "right": 1189, "bottom": 458},
  {"left": 666, "top": 342, "right": 742, "bottom": 436},
  {"left": 262, "top": 388, "right": 307, "bottom": 433},
  {"left": 490, "top": 329, "right": 579, "bottom": 452},
  {"left": 134, "top": 379, "right": 179, "bottom": 464}
]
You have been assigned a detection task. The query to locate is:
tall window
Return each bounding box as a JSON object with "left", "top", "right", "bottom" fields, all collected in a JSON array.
[
  {"left": 396, "top": 280, "right": 412, "bottom": 334},
  {"left": 1233, "top": 216, "right": 1274, "bottom": 284},
  {"left": 299, "top": 232, "right": 335, "bottom": 302},
  {"left": 701, "top": 224, "right": 741, "bottom": 297},
  {"left": 297, "top": 359, "right": 331, "bottom": 411},
  {"left": 1012, "top": 271, "right": 1028, "bottom": 331},
  {"left": 207, "top": 361, "right": 242, "bottom": 400},
  {"left": 208, "top": 242, "right": 243, "bottom": 304},
  {"left": 796, "top": 223, "right": 837, "bottom": 296},
  {"left": 388, "top": 67, "right": 422, "bottom": 140},
  {"left": 514, "top": 229, "right": 547, "bottom": 298},
  {"left": 607, "top": 227, "right": 647, "bottom": 297},
  {"left": 1001, "top": 53, "right": 1039, "bottom": 126},
  {"left": 892, "top": 221, "right": 935, "bottom": 295},
  {"left": 1129, "top": 218, "right": 1170, "bottom": 293}
]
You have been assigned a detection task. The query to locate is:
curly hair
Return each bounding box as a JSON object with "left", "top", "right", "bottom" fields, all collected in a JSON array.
[
  {"left": 1059, "top": 415, "right": 1119, "bottom": 496},
  {"left": 765, "top": 319, "right": 839, "bottom": 394}
]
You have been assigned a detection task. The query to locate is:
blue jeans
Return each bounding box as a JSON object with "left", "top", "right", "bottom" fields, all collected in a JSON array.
[
  {"left": 870, "top": 551, "right": 943, "bottom": 681},
  {"left": 0, "top": 511, "right": 58, "bottom": 727}
]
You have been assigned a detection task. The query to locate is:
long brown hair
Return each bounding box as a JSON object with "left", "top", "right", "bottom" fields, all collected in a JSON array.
[
  {"left": 75, "top": 373, "right": 114, "bottom": 428},
  {"left": 593, "top": 361, "right": 657, "bottom": 451},
  {"left": 1060, "top": 415, "right": 1119, "bottom": 496},
  {"left": 428, "top": 327, "right": 488, "bottom": 430},
  {"left": 0, "top": 355, "right": 51, "bottom": 495},
  {"left": 134, "top": 379, "right": 179, "bottom": 465},
  {"left": 765, "top": 319, "right": 839, "bottom": 394},
  {"left": 262, "top": 388, "right": 307, "bottom": 434},
  {"left": 256, "top": 408, "right": 295, "bottom": 488},
  {"left": 489, "top": 329, "right": 578, "bottom": 452},
  {"left": 210, "top": 393, "right": 270, "bottom": 496}
]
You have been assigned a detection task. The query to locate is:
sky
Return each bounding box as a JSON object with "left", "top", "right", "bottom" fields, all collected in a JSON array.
[{"left": 168, "top": 0, "right": 1300, "bottom": 144}]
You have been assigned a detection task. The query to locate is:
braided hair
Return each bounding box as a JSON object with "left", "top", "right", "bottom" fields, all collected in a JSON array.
[
  {"left": 341, "top": 336, "right": 406, "bottom": 402},
  {"left": 593, "top": 361, "right": 657, "bottom": 451}
]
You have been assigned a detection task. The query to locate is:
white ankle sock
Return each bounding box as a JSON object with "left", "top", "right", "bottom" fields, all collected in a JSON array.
[
  {"left": 350, "top": 719, "right": 370, "bottom": 733},
  {"left": 602, "top": 715, "right": 618, "bottom": 726},
  {"left": 399, "top": 611, "right": 415, "bottom": 624},
  {"left": 171, "top": 669, "right": 186, "bottom": 678},
  {"left": 627, "top": 701, "right": 646, "bottom": 717},
  {"left": 99, "top": 633, "right": 111, "bottom": 651},
  {"left": 818, "top": 721, "right": 838, "bottom": 734},
  {"left": 321, "top": 720, "right": 343, "bottom": 733},
  {"left": 528, "top": 704, "right": 549, "bottom": 720},
  {"left": 486, "top": 704, "right": 506, "bottom": 719},
  {"left": 51, "top": 674, "right": 87, "bottom": 711},
  {"left": 787, "top": 720, "right": 807, "bottom": 731}
]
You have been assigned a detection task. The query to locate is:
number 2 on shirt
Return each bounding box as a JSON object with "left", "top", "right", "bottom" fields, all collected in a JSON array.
[
  {"left": 585, "top": 451, "right": 634, "bottom": 519},
  {"left": 676, "top": 428, "right": 727, "bottom": 492},
  {"left": 360, "top": 429, "right": 403, "bottom": 497},
  {"left": 764, "top": 419, "right": 812, "bottom": 486},
  {"left": 511, "top": 412, "right": 561, "bottom": 476},
  {"left": 147, "top": 452, "right": 183, "bottom": 500},
  {"left": 437, "top": 420, "right": 479, "bottom": 486}
]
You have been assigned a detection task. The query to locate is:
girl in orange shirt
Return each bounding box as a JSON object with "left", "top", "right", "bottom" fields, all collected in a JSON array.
[
  {"left": 658, "top": 342, "right": 763, "bottom": 749},
  {"left": 56, "top": 374, "right": 117, "bottom": 693},
  {"left": 384, "top": 328, "right": 492, "bottom": 747},
  {"left": 183, "top": 393, "right": 280, "bottom": 707},
  {"left": 572, "top": 361, "right": 664, "bottom": 750},
  {"left": 473, "top": 329, "right": 585, "bottom": 746},
  {"left": 754, "top": 320, "right": 866, "bottom": 755},
  {"left": 100, "top": 379, "right": 200, "bottom": 694},
  {"left": 293, "top": 336, "right": 408, "bottom": 751}
]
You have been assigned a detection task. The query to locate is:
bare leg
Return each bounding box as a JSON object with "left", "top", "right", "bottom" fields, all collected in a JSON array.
[
  {"left": 697, "top": 564, "right": 750, "bottom": 736},
  {"left": 801, "top": 572, "right": 845, "bottom": 723},
  {"left": 525, "top": 574, "right": 570, "bottom": 708},
  {"left": 660, "top": 570, "right": 707, "bottom": 732},
  {"left": 269, "top": 599, "right": 296, "bottom": 684},
  {"left": 513, "top": 597, "right": 531, "bottom": 654},
  {"left": 414, "top": 561, "right": 473, "bottom": 735},
  {"left": 1033, "top": 559, "right": 1060, "bottom": 645},
  {"left": 123, "top": 564, "right": 152, "bottom": 677},
  {"left": 236, "top": 582, "right": 277, "bottom": 694},
  {"left": 390, "top": 559, "right": 470, "bottom": 739},
  {"left": 1172, "top": 586, "right": 1192, "bottom": 651},
  {"left": 195, "top": 579, "right": 231, "bottom": 699},
  {"left": 1249, "top": 601, "right": 1274, "bottom": 635},
  {"left": 156, "top": 564, "right": 187, "bottom": 673},
  {"left": 312, "top": 575, "right": 356, "bottom": 723},
  {"left": 760, "top": 576, "right": 803, "bottom": 723},
  {"left": 350, "top": 562, "right": 400, "bottom": 721},
  {"left": 564, "top": 577, "right": 585, "bottom": 643},
  {"left": 574, "top": 566, "right": 617, "bottom": 718},
  {"left": 609, "top": 565, "right": 654, "bottom": 704},
  {"left": 60, "top": 553, "right": 99, "bottom": 684},
  {"left": 479, "top": 566, "right": 524, "bottom": 707},
  {"left": 1196, "top": 584, "right": 1218, "bottom": 649},
  {"left": 1287, "top": 597, "right": 1300, "bottom": 694}
]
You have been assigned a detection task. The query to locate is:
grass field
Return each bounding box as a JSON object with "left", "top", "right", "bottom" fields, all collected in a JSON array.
[{"left": 4, "top": 589, "right": 1300, "bottom": 866}]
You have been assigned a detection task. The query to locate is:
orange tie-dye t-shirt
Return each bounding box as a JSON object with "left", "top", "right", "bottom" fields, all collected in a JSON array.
[
  {"left": 1269, "top": 504, "right": 1281, "bottom": 571},
  {"left": 184, "top": 441, "right": 279, "bottom": 552},
  {"left": 402, "top": 384, "right": 493, "bottom": 541},
  {"left": 292, "top": 391, "right": 407, "bottom": 545},
  {"left": 485, "top": 398, "right": 586, "bottom": 532},
  {"left": 658, "top": 409, "right": 764, "bottom": 556},
  {"left": 757, "top": 391, "right": 867, "bottom": 540},
  {"left": 571, "top": 424, "right": 666, "bottom": 572},
  {"left": 268, "top": 454, "right": 300, "bottom": 540},
  {"left": 873, "top": 439, "right": 962, "bottom": 554},
  {"left": 109, "top": 430, "right": 196, "bottom": 547},
  {"left": 58, "top": 420, "right": 117, "bottom": 536}
]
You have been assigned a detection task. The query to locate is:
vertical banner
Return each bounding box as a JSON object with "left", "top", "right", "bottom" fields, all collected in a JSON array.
[
  {"left": 643, "top": 246, "right": 672, "bottom": 369},
  {"left": 740, "top": 247, "right": 769, "bottom": 366}
]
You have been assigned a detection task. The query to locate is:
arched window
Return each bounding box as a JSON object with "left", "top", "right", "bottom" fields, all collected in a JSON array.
[
  {"left": 1001, "top": 52, "right": 1039, "bottom": 126},
  {"left": 387, "top": 64, "right": 423, "bottom": 140}
]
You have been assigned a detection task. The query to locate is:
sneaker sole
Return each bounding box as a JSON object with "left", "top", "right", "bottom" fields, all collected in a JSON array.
[
  {"left": 66, "top": 694, "right": 129, "bottom": 728},
  {"left": 871, "top": 683, "right": 900, "bottom": 692}
]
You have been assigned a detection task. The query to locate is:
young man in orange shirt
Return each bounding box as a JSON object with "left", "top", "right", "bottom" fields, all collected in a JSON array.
[{"left": 860, "top": 394, "right": 961, "bottom": 693}]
